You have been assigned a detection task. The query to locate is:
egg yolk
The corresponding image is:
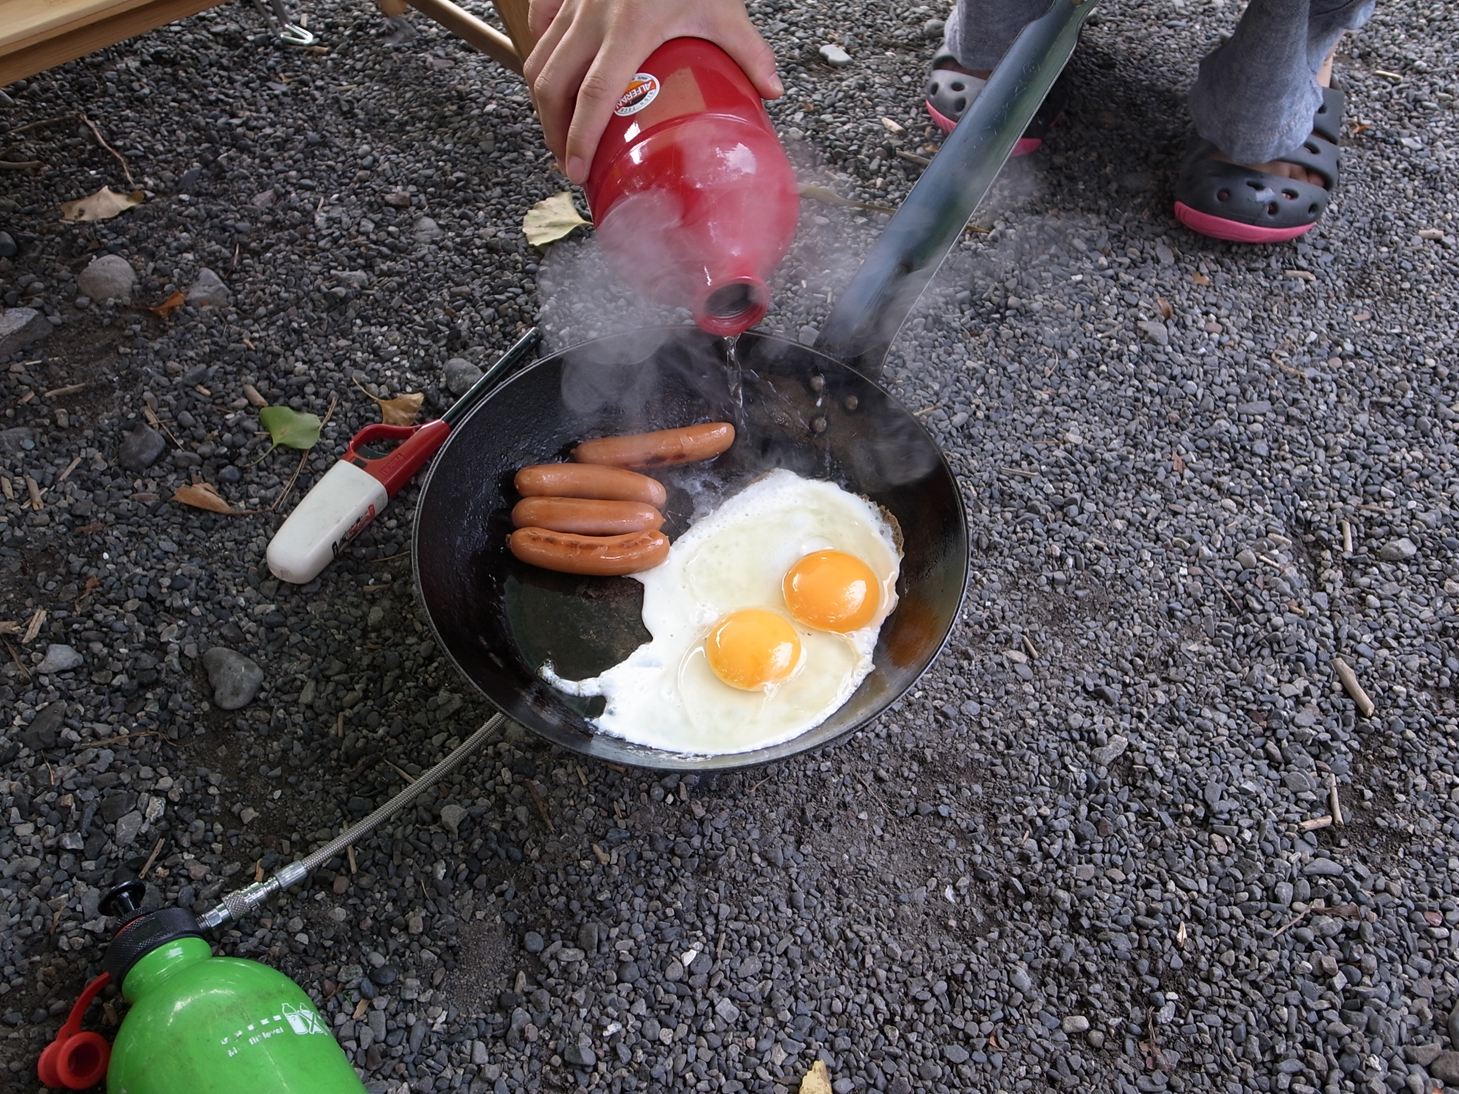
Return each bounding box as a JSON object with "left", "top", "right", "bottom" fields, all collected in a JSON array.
[
  {"left": 704, "top": 609, "right": 802, "bottom": 691},
  {"left": 782, "top": 550, "right": 880, "bottom": 633}
]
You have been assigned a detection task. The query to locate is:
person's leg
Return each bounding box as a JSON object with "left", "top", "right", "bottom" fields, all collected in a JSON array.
[
  {"left": 1176, "top": 0, "right": 1376, "bottom": 242},
  {"left": 942, "top": 0, "right": 1044, "bottom": 73},
  {"left": 1189, "top": 0, "right": 1375, "bottom": 173},
  {"left": 925, "top": 0, "right": 1064, "bottom": 144}
]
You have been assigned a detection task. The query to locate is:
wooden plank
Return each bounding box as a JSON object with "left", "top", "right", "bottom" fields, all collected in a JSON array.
[
  {"left": 4, "top": 0, "right": 161, "bottom": 53},
  {"left": 0, "top": 0, "right": 222, "bottom": 86}
]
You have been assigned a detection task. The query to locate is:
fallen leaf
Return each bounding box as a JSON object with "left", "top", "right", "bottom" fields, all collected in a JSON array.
[
  {"left": 352, "top": 378, "right": 424, "bottom": 426},
  {"left": 1176, "top": 920, "right": 1187, "bottom": 947},
  {"left": 172, "top": 482, "right": 237, "bottom": 514},
  {"left": 1190, "top": 271, "right": 1211, "bottom": 287},
  {"left": 879, "top": 116, "right": 905, "bottom": 135},
  {"left": 22, "top": 608, "right": 47, "bottom": 644},
  {"left": 353, "top": 997, "right": 369, "bottom": 1019},
  {"left": 522, "top": 191, "right": 591, "bottom": 246},
  {"left": 148, "top": 290, "right": 185, "bottom": 319},
  {"left": 1172, "top": 450, "right": 1186, "bottom": 474},
  {"left": 798, "top": 183, "right": 896, "bottom": 215},
  {"left": 378, "top": 392, "right": 424, "bottom": 426},
  {"left": 59, "top": 186, "right": 143, "bottom": 222},
  {"left": 799, "top": 1060, "right": 832, "bottom": 1094},
  {"left": 1156, "top": 296, "right": 1173, "bottom": 319},
  {"left": 259, "top": 405, "right": 323, "bottom": 452}
]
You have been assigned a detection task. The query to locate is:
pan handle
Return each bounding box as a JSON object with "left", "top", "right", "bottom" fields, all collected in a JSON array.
[{"left": 813, "top": 0, "right": 1098, "bottom": 378}]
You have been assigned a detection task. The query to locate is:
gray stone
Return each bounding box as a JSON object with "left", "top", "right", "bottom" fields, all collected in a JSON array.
[
  {"left": 444, "top": 357, "right": 483, "bottom": 396},
  {"left": 21, "top": 702, "right": 66, "bottom": 751},
  {"left": 118, "top": 423, "right": 165, "bottom": 471},
  {"left": 439, "top": 803, "right": 466, "bottom": 835},
  {"left": 1303, "top": 857, "right": 1344, "bottom": 877},
  {"left": 564, "top": 1043, "right": 596, "bottom": 1068},
  {"left": 818, "top": 44, "right": 852, "bottom": 66},
  {"left": 0, "top": 307, "right": 51, "bottom": 356},
  {"left": 114, "top": 810, "right": 145, "bottom": 846},
  {"left": 187, "top": 267, "right": 231, "bottom": 307},
  {"left": 36, "top": 644, "right": 83, "bottom": 674},
  {"left": 1431, "top": 1052, "right": 1459, "bottom": 1085},
  {"left": 202, "top": 647, "right": 264, "bottom": 709},
  {"left": 944, "top": 1044, "right": 969, "bottom": 1064},
  {"left": 0, "top": 426, "right": 36, "bottom": 454},
  {"left": 1379, "top": 537, "right": 1418, "bottom": 561},
  {"left": 1093, "top": 734, "right": 1128, "bottom": 766},
  {"left": 1137, "top": 319, "right": 1170, "bottom": 346},
  {"left": 1062, "top": 1015, "right": 1091, "bottom": 1035},
  {"left": 714, "top": 998, "right": 741, "bottom": 1023},
  {"left": 414, "top": 216, "right": 442, "bottom": 243},
  {"left": 78, "top": 254, "right": 137, "bottom": 302},
  {"left": 1405, "top": 1043, "right": 1443, "bottom": 1066}
]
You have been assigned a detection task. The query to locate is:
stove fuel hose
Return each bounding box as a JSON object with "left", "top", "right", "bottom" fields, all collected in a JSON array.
[{"left": 197, "top": 713, "right": 505, "bottom": 930}]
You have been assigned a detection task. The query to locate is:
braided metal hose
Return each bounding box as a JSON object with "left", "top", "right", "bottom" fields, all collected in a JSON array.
[{"left": 197, "top": 714, "right": 504, "bottom": 930}]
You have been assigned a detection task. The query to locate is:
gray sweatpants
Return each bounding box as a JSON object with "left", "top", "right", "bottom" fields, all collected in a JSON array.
[{"left": 942, "top": 0, "right": 1376, "bottom": 163}]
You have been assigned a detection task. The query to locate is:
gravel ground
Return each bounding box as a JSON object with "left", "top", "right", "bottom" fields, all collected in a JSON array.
[{"left": 4, "top": 0, "right": 1459, "bottom": 1091}]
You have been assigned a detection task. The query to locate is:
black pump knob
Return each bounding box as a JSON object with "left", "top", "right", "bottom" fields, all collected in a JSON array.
[{"left": 100, "top": 878, "right": 148, "bottom": 921}]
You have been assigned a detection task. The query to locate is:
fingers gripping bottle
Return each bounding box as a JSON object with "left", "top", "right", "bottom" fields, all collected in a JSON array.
[
  {"left": 99, "top": 881, "right": 366, "bottom": 1093},
  {"left": 584, "top": 37, "right": 800, "bottom": 338}
]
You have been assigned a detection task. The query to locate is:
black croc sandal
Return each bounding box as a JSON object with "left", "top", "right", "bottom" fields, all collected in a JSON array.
[
  {"left": 1174, "top": 85, "right": 1343, "bottom": 243},
  {"left": 924, "top": 47, "right": 1069, "bottom": 153}
]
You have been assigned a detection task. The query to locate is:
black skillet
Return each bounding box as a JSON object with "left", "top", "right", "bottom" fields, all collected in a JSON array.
[{"left": 413, "top": 0, "right": 1096, "bottom": 771}]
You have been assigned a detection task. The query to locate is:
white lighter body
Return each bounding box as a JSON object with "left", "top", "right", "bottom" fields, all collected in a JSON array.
[{"left": 266, "top": 461, "right": 390, "bottom": 584}]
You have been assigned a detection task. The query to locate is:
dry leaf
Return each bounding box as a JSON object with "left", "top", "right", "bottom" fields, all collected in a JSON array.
[
  {"left": 0, "top": 621, "right": 19, "bottom": 636},
  {"left": 60, "top": 186, "right": 144, "bottom": 223},
  {"left": 1172, "top": 450, "right": 1186, "bottom": 474},
  {"left": 378, "top": 392, "right": 424, "bottom": 426},
  {"left": 353, "top": 997, "right": 369, "bottom": 1019},
  {"left": 172, "top": 482, "right": 237, "bottom": 514},
  {"left": 522, "top": 192, "right": 591, "bottom": 246},
  {"left": 799, "top": 183, "right": 897, "bottom": 216},
  {"left": 1156, "top": 296, "right": 1173, "bottom": 320},
  {"left": 799, "top": 1061, "right": 832, "bottom": 1094},
  {"left": 352, "top": 377, "right": 424, "bottom": 425},
  {"left": 1176, "top": 921, "right": 1187, "bottom": 947},
  {"left": 1190, "top": 271, "right": 1211, "bottom": 287},
  {"left": 148, "top": 290, "right": 185, "bottom": 319},
  {"left": 22, "top": 608, "right": 47, "bottom": 644}
]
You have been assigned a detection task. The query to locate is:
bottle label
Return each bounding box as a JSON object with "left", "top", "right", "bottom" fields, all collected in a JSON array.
[{"left": 613, "top": 73, "right": 660, "bottom": 117}]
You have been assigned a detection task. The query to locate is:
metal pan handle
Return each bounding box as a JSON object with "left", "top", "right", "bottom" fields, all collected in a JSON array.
[{"left": 814, "top": 0, "right": 1098, "bottom": 378}]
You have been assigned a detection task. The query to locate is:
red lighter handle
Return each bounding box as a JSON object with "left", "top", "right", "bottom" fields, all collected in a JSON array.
[
  {"left": 343, "top": 420, "right": 451, "bottom": 497},
  {"left": 38, "top": 972, "right": 111, "bottom": 1090}
]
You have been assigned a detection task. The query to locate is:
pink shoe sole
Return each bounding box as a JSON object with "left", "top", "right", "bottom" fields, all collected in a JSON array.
[
  {"left": 1173, "top": 202, "right": 1316, "bottom": 244},
  {"left": 925, "top": 100, "right": 1042, "bottom": 156}
]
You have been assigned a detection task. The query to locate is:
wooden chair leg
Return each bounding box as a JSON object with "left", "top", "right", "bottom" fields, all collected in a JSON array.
[
  {"left": 489, "top": 0, "right": 536, "bottom": 64},
  {"left": 376, "top": 0, "right": 524, "bottom": 72}
]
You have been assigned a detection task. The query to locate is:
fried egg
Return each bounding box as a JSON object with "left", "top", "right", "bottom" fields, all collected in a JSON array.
[{"left": 543, "top": 469, "right": 902, "bottom": 755}]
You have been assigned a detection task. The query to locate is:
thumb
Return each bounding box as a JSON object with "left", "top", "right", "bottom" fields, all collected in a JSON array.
[{"left": 714, "top": 15, "right": 783, "bottom": 100}]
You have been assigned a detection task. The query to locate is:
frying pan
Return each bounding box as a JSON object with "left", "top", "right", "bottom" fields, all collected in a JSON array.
[{"left": 413, "top": 0, "right": 1095, "bottom": 770}]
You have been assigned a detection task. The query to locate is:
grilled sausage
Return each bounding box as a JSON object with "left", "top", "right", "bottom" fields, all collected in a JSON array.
[
  {"left": 571, "top": 422, "right": 735, "bottom": 469},
  {"left": 514, "top": 464, "right": 667, "bottom": 508},
  {"left": 511, "top": 497, "right": 664, "bottom": 535},
  {"left": 508, "top": 527, "right": 670, "bottom": 576}
]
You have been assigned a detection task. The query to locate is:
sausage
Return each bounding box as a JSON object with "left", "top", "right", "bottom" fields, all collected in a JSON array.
[
  {"left": 571, "top": 422, "right": 735, "bottom": 469},
  {"left": 514, "top": 464, "right": 667, "bottom": 508},
  {"left": 511, "top": 496, "right": 664, "bottom": 535},
  {"left": 508, "top": 527, "right": 670, "bottom": 576}
]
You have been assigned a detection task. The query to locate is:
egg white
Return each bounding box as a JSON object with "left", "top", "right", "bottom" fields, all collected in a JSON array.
[{"left": 542, "top": 469, "right": 902, "bottom": 755}]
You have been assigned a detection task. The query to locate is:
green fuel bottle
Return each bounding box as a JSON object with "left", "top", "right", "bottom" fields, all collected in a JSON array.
[{"left": 100, "top": 881, "right": 366, "bottom": 1093}]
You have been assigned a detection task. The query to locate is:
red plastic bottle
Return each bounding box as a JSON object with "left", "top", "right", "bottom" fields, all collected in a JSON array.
[{"left": 584, "top": 37, "right": 800, "bottom": 338}]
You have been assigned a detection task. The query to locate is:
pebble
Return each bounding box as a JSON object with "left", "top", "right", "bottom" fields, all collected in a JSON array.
[
  {"left": 78, "top": 254, "right": 137, "bottom": 302},
  {"left": 1062, "top": 1015, "right": 1091, "bottom": 1035},
  {"left": 187, "top": 267, "right": 231, "bottom": 307},
  {"left": 114, "top": 810, "right": 144, "bottom": 846},
  {"left": 0, "top": 230, "right": 15, "bottom": 257},
  {"left": 1303, "top": 858, "right": 1345, "bottom": 877},
  {"left": 201, "top": 647, "right": 264, "bottom": 709},
  {"left": 0, "top": 306, "right": 51, "bottom": 356},
  {"left": 36, "top": 644, "right": 83, "bottom": 674},
  {"left": 818, "top": 44, "right": 852, "bottom": 66},
  {"left": 1379, "top": 537, "right": 1418, "bottom": 561},
  {"left": 564, "top": 1043, "right": 596, "bottom": 1068},
  {"left": 439, "top": 803, "right": 466, "bottom": 835},
  {"left": 444, "top": 357, "right": 483, "bottom": 396},
  {"left": 1092, "top": 734, "right": 1128, "bottom": 765},
  {"left": 414, "top": 216, "right": 443, "bottom": 243},
  {"left": 118, "top": 423, "right": 166, "bottom": 471},
  {"left": 1431, "top": 1052, "right": 1459, "bottom": 1085}
]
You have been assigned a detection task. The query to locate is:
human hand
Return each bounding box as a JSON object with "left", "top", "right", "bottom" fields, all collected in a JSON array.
[{"left": 524, "top": 0, "right": 782, "bottom": 184}]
